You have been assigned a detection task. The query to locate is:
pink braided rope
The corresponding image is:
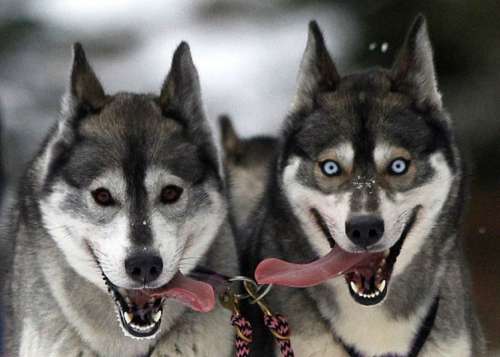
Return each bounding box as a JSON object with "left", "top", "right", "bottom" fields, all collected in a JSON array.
[
  {"left": 264, "top": 314, "right": 295, "bottom": 357},
  {"left": 231, "top": 313, "right": 253, "bottom": 357}
]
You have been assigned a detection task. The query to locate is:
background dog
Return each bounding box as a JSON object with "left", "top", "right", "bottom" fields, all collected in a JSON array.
[{"left": 218, "top": 114, "right": 276, "bottom": 232}]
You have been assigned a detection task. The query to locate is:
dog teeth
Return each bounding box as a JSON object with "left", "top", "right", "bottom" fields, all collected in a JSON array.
[
  {"left": 377, "top": 280, "right": 386, "bottom": 292},
  {"left": 152, "top": 310, "right": 162, "bottom": 323},
  {"left": 130, "top": 322, "right": 155, "bottom": 332},
  {"left": 124, "top": 312, "right": 133, "bottom": 324},
  {"left": 350, "top": 279, "right": 386, "bottom": 300},
  {"left": 356, "top": 290, "right": 381, "bottom": 299},
  {"left": 350, "top": 281, "right": 359, "bottom": 294}
]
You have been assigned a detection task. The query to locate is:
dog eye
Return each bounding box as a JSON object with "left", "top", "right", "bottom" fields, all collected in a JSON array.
[
  {"left": 388, "top": 158, "right": 410, "bottom": 175},
  {"left": 91, "top": 188, "right": 115, "bottom": 206},
  {"left": 160, "top": 185, "right": 183, "bottom": 204},
  {"left": 320, "top": 160, "right": 341, "bottom": 177}
]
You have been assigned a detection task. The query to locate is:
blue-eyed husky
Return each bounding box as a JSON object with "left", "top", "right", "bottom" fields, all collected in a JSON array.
[{"left": 249, "top": 15, "right": 485, "bottom": 356}]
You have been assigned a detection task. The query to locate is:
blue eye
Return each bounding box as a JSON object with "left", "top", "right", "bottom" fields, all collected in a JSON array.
[
  {"left": 320, "top": 160, "right": 341, "bottom": 176},
  {"left": 389, "top": 158, "right": 409, "bottom": 175}
]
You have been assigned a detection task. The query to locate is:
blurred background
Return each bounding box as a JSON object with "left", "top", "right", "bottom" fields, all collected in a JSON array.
[{"left": 0, "top": 0, "right": 498, "bottom": 354}]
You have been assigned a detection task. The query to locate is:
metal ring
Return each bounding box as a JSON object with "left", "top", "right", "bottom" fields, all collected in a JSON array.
[
  {"left": 229, "top": 276, "right": 259, "bottom": 286},
  {"left": 248, "top": 283, "right": 273, "bottom": 305},
  {"left": 269, "top": 329, "right": 290, "bottom": 341},
  {"left": 228, "top": 276, "right": 273, "bottom": 302},
  {"left": 235, "top": 326, "right": 252, "bottom": 343},
  {"left": 229, "top": 276, "right": 260, "bottom": 300}
]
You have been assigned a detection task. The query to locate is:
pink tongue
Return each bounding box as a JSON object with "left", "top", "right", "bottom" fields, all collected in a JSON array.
[
  {"left": 149, "top": 272, "right": 215, "bottom": 312},
  {"left": 255, "top": 246, "right": 373, "bottom": 288}
]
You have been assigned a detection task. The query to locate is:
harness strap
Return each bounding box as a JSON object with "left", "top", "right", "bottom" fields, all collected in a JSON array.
[
  {"left": 407, "top": 296, "right": 439, "bottom": 357},
  {"left": 342, "top": 296, "right": 440, "bottom": 357}
]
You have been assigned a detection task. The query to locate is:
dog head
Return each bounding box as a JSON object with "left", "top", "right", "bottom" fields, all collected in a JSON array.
[
  {"left": 218, "top": 114, "right": 276, "bottom": 227},
  {"left": 36, "top": 43, "right": 225, "bottom": 337},
  {"left": 270, "top": 16, "right": 458, "bottom": 306}
]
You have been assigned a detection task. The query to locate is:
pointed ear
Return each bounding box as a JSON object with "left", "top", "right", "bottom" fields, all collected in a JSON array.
[
  {"left": 64, "top": 43, "right": 106, "bottom": 116},
  {"left": 218, "top": 114, "right": 241, "bottom": 156},
  {"left": 160, "top": 43, "right": 220, "bottom": 176},
  {"left": 391, "top": 15, "right": 442, "bottom": 110},
  {"left": 293, "top": 21, "right": 340, "bottom": 112},
  {"left": 36, "top": 44, "right": 107, "bottom": 189},
  {"left": 160, "top": 42, "right": 205, "bottom": 125}
]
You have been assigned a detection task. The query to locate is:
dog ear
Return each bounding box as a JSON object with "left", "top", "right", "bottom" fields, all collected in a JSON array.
[
  {"left": 160, "top": 42, "right": 206, "bottom": 129},
  {"left": 293, "top": 21, "right": 340, "bottom": 112},
  {"left": 62, "top": 43, "right": 107, "bottom": 116},
  {"left": 391, "top": 15, "right": 442, "bottom": 110},
  {"left": 218, "top": 114, "right": 242, "bottom": 157},
  {"left": 38, "top": 43, "right": 107, "bottom": 189},
  {"left": 160, "top": 42, "right": 220, "bottom": 176}
]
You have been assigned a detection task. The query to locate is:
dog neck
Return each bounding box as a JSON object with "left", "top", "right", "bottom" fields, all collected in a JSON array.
[{"left": 339, "top": 296, "right": 440, "bottom": 357}]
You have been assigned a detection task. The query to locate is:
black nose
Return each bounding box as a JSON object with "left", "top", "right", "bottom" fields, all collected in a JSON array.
[
  {"left": 345, "top": 215, "right": 385, "bottom": 248},
  {"left": 125, "top": 254, "right": 163, "bottom": 284}
]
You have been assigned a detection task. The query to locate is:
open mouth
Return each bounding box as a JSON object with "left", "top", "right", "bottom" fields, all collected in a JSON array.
[
  {"left": 103, "top": 274, "right": 164, "bottom": 339},
  {"left": 86, "top": 247, "right": 216, "bottom": 340},
  {"left": 344, "top": 249, "right": 389, "bottom": 305},
  {"left": 344, "top": 207, "right": 419, "bottom": 305},
  {"left": 101, "top": 271, "right": 216, "bottom": 339},
  {"left": 255, "top": 206, "right": 420, "bottom": 306}
]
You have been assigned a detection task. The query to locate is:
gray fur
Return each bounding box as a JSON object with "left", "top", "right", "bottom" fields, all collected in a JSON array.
[
  {"left": 245, "top": 16, "right": 485, "bottom": 356},
  {"left": 218, "top": 114, "right": 277, "bottom": 231},
  {"left": 293, "top": 21, "right": 340, "bottom": 113},
  {"left": 0, "top": 104, "right": 4, "bottom": 202},
  {"left": 3, "top": 43, "right": 238, "bottom": 356},
  {"left": 391, "top": 16, "right": 442, "bottom": 111}
]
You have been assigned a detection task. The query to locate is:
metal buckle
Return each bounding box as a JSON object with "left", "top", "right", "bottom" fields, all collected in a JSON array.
[{"left": 220, "top": 286, "right": 252, "bottom": 343}]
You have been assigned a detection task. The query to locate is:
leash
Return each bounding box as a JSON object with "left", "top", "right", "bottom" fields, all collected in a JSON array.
[
  {"left": 242, "top": 281, "right": 293, "bottom": 357},
  {"left": 221, "top": 288, "right": 253, "bottom": 357},
  {"left": 191, "top": 267, "right": 295, "bottom": 357}
]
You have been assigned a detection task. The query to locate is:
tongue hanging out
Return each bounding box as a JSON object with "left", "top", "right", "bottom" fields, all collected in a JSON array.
[
  {"left": 255, "top": 245, "right": 381, "bottom": 288},
  {"left": 255, "top": 207, "right": 418, "bottom": 307},
  {"left": 105, "top": 271, "right": 216, "bottom": 339},
  {"left": 148, "top": 272, "right": 215, "bottom": 312}
]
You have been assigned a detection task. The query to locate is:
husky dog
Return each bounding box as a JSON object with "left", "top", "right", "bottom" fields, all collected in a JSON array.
[
  {"left": 250, "top": 16, "right": 485, "bottom": 356},
  {"left": 218, "top": 115, "right": 276, "bottom": 230},
  {"left": 3, "top": 42, "right": 238, "bottom": 356}
]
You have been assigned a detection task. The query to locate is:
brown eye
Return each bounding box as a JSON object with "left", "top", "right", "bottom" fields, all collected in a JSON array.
[
  {"left": 92, "top": 188, "right": 115, "bottom": 206},
  {"left": 160, "top": 185, "right": 183, "bottom": 204}
]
